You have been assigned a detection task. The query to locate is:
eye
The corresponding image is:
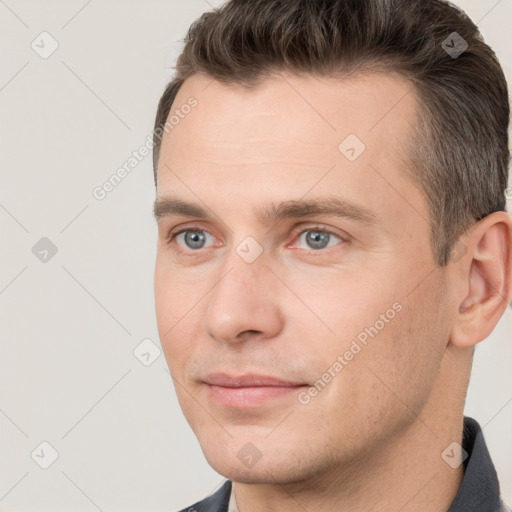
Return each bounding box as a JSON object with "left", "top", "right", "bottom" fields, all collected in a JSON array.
[
  {"left": 167, "top": 225, "right": 346, "bottom": 254},
  {"left": 171, "top": 229, "right": 216, "bottom": 251},
  {"left": 294, "top": 227, "right": 344, "bottom": 251}
]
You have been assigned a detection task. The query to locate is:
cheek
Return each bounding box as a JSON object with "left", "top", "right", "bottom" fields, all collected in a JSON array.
[
  {"left": 285, "top": 269, "right": 401, "bottom": 355},
  {"left": 154, "top": 263, "right": 199, "bottom": 372},
  {"left": 305, "top": 304, "right": 435, "bottom": 452},
  {"left": 343, "top": 285, "right": 449, "bottom": 424},
  {"left": 154, "top": 256, "right": 200, "bottom": 332},
  {"left": 294, "top": 268, "right": 442, "bottom": 410},
  {"left": 154, "top": 255, "right": 170, "bottom": 312}
]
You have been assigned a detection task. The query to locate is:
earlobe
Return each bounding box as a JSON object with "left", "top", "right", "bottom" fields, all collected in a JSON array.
[{"left": 450, "top": 212, "right": 512, "bottom": 348}]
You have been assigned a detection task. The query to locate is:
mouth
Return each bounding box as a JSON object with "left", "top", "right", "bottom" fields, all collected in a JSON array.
[{"left": 202, "top": 373, "right": 309, "bottom": 408}]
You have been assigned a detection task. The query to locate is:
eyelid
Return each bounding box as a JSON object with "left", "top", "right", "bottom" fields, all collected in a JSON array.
[
  {"left": 288, "top": 224, "right": 347, "bottom": 250},
  {"left": 166, "top": 221, "right": 215, "bottom": 241}
]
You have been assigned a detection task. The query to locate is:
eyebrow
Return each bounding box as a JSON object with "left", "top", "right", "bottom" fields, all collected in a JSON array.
[{"left": 154, "top": 195, "right": 379, "bottom": 226}]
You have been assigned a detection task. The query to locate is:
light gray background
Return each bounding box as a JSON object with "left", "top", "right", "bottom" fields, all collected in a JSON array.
[{"left": 0, "top": 1, "right": 510, "bottom": 510}]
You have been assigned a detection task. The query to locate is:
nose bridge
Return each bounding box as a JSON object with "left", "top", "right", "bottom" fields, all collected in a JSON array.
[
  {"left": 203, "top": 240, "right": 282, "bottom": 343},
  {"left": 215, "top": 232, "right": 270, "bottom": 298}
]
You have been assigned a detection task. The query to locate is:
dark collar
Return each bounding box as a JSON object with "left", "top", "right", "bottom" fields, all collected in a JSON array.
[
  {"left": 177, "top": 480, "right": 231, "bottom": 512},
  {"left": 448, "top": 416, "right": 505, "bottom": 511},
  {"left": 179, "top": 417, "right": 507, "bottom": 512}
]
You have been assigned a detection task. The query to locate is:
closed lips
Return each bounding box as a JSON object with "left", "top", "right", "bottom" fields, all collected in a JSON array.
[{"left": 203, "top": 373, "right": 306, "bottom": 387}]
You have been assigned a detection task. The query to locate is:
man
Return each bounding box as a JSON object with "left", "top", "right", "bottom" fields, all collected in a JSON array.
[{"left": 152, "top": 0, "right": 512, "bottom": 510}]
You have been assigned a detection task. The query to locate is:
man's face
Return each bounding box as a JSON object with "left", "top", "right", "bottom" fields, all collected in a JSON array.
[{"left": 154, "top": 72, "right": 453, "bottom": 483}]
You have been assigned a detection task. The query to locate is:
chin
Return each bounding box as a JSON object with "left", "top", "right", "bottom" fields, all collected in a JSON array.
[
  {"left": 201, "top": 442, "right": 311, "bottom": 485},
  {"left": 208, "top": 460, "right": 295, "bottom": 485}
]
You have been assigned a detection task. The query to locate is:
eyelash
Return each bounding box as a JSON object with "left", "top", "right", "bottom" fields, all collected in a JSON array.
[{"left": 166, "top": 224, "right": 346, "bottom": 254}]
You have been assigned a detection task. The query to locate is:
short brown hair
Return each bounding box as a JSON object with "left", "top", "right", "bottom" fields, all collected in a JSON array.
[{"left": 153, "top": 0, "right": 510, "bottom": 266}]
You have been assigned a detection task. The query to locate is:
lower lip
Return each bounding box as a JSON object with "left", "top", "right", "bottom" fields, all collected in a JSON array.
[{"left": 206, "top": 384, "right": 306, "bottom": 408}]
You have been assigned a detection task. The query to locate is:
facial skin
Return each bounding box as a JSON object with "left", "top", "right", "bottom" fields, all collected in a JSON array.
[{"left": 154, "top": 72, "right": 512, "bottom": 511}]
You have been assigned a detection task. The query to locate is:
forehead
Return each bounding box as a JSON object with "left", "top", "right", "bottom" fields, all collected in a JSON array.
[
  {"left": 156, "top": 72, "right": 425, "bottom": 228},
  {"left": 162, "top": 71, "right": 416, "bottom": 156}
]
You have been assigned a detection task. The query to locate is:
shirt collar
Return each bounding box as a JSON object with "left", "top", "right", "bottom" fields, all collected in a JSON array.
[
  {"left": 448, "top": 416, "right": 504, "bottom": 511},
  {"left": 228, "top": 482, "right": 239, "bottom": 512}
]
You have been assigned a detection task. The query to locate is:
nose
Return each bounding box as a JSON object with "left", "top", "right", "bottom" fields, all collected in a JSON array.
[{"left": 203, "top": 247, "right": 284, "bottom": 345}]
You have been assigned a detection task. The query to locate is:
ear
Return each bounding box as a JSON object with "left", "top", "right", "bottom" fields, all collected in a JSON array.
[{"left": 450, "top": 211, "right": 512, "bottom": 348}]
